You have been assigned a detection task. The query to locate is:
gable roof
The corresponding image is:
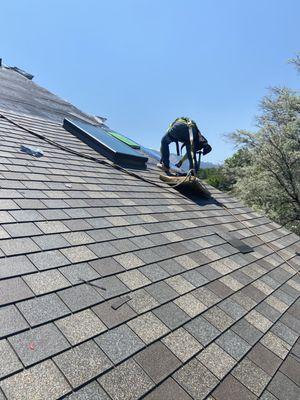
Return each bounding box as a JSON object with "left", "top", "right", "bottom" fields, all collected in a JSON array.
[{"left": 0, "top": 67, "right": 299, "bottom": 400}]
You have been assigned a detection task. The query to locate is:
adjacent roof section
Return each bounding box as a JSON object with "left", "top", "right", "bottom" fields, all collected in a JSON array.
[
  {"left": 0, "top": 66, "right": 101, "bottom": 124},
  {"left": 0, "top": 67, "right": 299, "bottom": 400}
]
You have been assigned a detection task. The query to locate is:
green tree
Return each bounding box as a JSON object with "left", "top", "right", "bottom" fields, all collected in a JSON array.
[{"left": 226, "top": 85, "right": 300, "bottom": 234}]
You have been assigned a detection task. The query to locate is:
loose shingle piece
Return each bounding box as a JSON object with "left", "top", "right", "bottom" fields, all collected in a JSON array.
[{"left": 0, "top": 68, "right": 299, "bottom": 400}]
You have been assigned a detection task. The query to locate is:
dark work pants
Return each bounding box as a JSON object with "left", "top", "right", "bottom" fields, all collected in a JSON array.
[
  {"left": 160, "top": 133, "right": 173, "bottom": 169},
  {"left": 160, "top": 131, "right": 193, "bottom": 169}
]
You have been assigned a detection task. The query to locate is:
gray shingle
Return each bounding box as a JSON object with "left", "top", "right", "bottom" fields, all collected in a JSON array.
[
  {"left": 182, "top": 269, "right": 208, "bottom": 287},
  {"left": 231, "top": 318, "right": 263, "bottom": 345},
  {"left": 232, "top": 358, "right": 271, "bottom": 396},
  {"left": 17, "top": 293, "right": 70, "bottom": 327},
  {"left": 197, "top": 342, "right": 236, "bottom": 379},
  {"left": 61, "top": 246, "right": 97, "bottom": 263},
  {"left": 216, "top": 330, "right": 251, "bottom": 360},
  {"left": 140, "top": 263, "right": 170, "bottom": 282},
  {"left": 0, "top": 339, "right": 22, "bottom": 378},
  {"left": 55, "top": 309, "right": 107, "bottom": 345},
  {"left": 162, "top": 328, "right": 202, "bottom": 362},
  {"left": 32, "top": 233, "right": 70, "bottom": 250},
  {"left": 99, "top": 359, "right": 154, "bottom": 400},
  {"left": 0, "top": 277, "right": 33, "bottom": 306},
  {"left": 203, "top": 306, "right": 234, "bottom": 331},
  {"left": 0, "top": 305, "right": 29, "bottom": 337},
  {"left": 174, "top": 358, "right": 219, "bottom": 400},
  {"left": 9, "top": 323, "right": 70, "bottom": 366},
  {"left": 271, "top": 321, "right": 298, "bottom": 345},
  {"left": 66, "top": 382, "right": 110, "bottom": 400},
  {"left": 36, "top": 220, "right": 69, "bottom": 234},
  {"left": 93, "top": 276, "right": 129, "bottom": 299},
  {"left": 95, "top": 324, "right": 144, "bottom": 364},
  {"left": 118, "top": 269, "right": 151, "bottom": 290},
  {"left": 59, "top": 284, "right": 103, "bottom": 312},
  {"left": 90, "top": 258, "right": 125, "bottom": 276},
  {"left": 0, "top": 255, "right": 37, "bottom": 279},
  {"left": 268, "top": 371, "right": 300, "bottom": 400},
  {"left": 185, "top": 316, "right": 220, "bottom": 346},
  {"left": 153, "top": 302, "right": 190, "bottom": 329},
  {"left": 54, "top": 340, "right": 112, "bottom": 389},
  {"left": 0, "top": 237, "right": 40, "bottom": 255},
  {"left": 60, "top": 262, "right": 100, "bottom": 284},
  {"left": 0, "top": 360, "right": 71, "bottom": 400},
  {"left": 128, "top": 312, "right": 169, "bottom": 344},
  {"left": 3, "top": 222, "right": 42, "bottom": 238},
  {"left": 159, "top": 259, "right": 185, "bottom": 275},
  {"left": 23, "top": 270, "right": 70, "bottom": 295},
  {"left": 145, "top": 281, "right": 177, "bottom": 304},
  {"left": 280, "top": 354, "right": 300, "bottom": 386},
  {"left": 88, "top": 242, "right": 118, "bottom": 258},
  {"left": 28, "top": 250, "right": 69, "bottom": 270},
  {"left": 128, "top": 288, "right": 159, "bottom": 313},
  {"left": 113, "top": 253, "right": 145, "bottom": 269},
  {"left": 218, "top": 298, "right": 247, "bottom": 320}
]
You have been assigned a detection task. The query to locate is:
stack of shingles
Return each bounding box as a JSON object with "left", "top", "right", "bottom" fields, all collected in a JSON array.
[{"left": 0, "top": 112, "right": 299, "bottom": 400}]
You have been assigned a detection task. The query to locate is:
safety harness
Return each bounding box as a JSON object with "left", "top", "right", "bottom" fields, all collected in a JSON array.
[{"left": 169, "top": 117, "right": 199, "bottom": 175}]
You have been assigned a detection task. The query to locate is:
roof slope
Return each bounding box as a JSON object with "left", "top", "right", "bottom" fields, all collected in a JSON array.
[
  {"left": 0, "top": 67, "right": 100, "bottom": 124},
  {"left": 0, "top": 70, "right": 299, "bottom": 400}
]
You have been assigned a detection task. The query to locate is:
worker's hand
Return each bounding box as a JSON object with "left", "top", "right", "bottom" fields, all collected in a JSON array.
[{"left": 175, "top": 161, "right": 182, "bottom": 168}]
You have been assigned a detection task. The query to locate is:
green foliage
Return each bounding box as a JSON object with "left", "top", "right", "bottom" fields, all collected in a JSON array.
[
  {"left": 289, "top": 53, "right": 300, "bottom": 73},
  {"left": 198, "top": 167, "right": 231, "bottom": 191},
  {"left": 216, "top": 81, "right": 300, "bottom": 234},
  {"left": 205, "top": 56, "right": 300, "bottom": 234}
]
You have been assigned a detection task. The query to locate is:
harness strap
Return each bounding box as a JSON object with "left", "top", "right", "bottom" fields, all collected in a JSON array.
[
  {"left": 175, "top": 140, "right": 180, "bottom": 156},
  {"left": 188, "top": 125, "right": 195, "bottom": 175}
]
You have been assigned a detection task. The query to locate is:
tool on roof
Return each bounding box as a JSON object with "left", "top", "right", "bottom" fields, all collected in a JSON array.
[
  {"left": 79, "top": 278, "right": 106, "bottom": 291},
  {"left": 111, "top": 295, "right": 131, "bottom": 310}
]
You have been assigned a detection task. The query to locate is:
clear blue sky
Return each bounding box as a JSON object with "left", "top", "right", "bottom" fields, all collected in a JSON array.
[{"left": 2, "top": 0, "right": 299, "bottom": 163}]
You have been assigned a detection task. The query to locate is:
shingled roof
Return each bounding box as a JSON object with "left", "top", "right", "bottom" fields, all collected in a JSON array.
[{"left": 0, "top": 66, "right": 299, "bottom": 400}]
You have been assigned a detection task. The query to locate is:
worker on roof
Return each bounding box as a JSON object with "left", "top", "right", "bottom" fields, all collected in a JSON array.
[{"left": 157, "top": 117, "right": 212, "bottom": 174}]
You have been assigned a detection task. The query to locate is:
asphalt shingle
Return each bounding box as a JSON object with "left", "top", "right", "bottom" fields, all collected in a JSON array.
[
  {"left": 127, "top": 312, "right": 170, "bottom": 344},
  {"left": 134, "top": 341, "right": 181, "bottom": 384},
  {"left": 17, "top": 293, "right": 70, "bottom": 327},
  {"left": 173, "top": 358, "right": 219, "bottom": 400},
  {"left": 23, "top": 270, "right": 70, "bottom": 295},
  {"left": 56, "top": 309, "right": 107, "bottom": 345},
  {"left": 99, "top": 359, "right": 154, "bottom": 400},
  {"left": 9, "top": 323, "right": 70, "bottom": 366},
  {"left": 54, "top": 340, "right": 112, "bottom": 389},
  {"left": 0, "top": 339, "right": 22, "bottom": 379},
  {"left": 0, "top": 360, "right": 71, "bottom": 400},
  {"left": 95, "top": 324, "right": 144, "bottom": 364},
  {"left": 0, "top": 76, "right": 299, "bottom": 400},
  {"left": 0, "top": 305, "right": 29, "bottom": 337},
  {"left": 162, "top": 327, "right": 203, "bottom": 362}
]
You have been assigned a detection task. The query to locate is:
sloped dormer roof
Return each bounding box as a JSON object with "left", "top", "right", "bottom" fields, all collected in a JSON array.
[{"left": 0, "top": 67, "right": 299, "bottom": 400}]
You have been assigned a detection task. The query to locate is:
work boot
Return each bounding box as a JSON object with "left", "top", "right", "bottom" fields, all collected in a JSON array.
[{"left": 157, "top": 162, "right": 170, "bottom": 174}]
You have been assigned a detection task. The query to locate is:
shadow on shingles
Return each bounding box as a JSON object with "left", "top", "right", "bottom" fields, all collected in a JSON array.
[{"left": 176, "top": 188, "right": 221, "bottom": 208}]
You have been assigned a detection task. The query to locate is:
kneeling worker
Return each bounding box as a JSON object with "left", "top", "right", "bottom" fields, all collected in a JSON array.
[{"left": 158, "top": 117, "right": 212, "bottom": 174}]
